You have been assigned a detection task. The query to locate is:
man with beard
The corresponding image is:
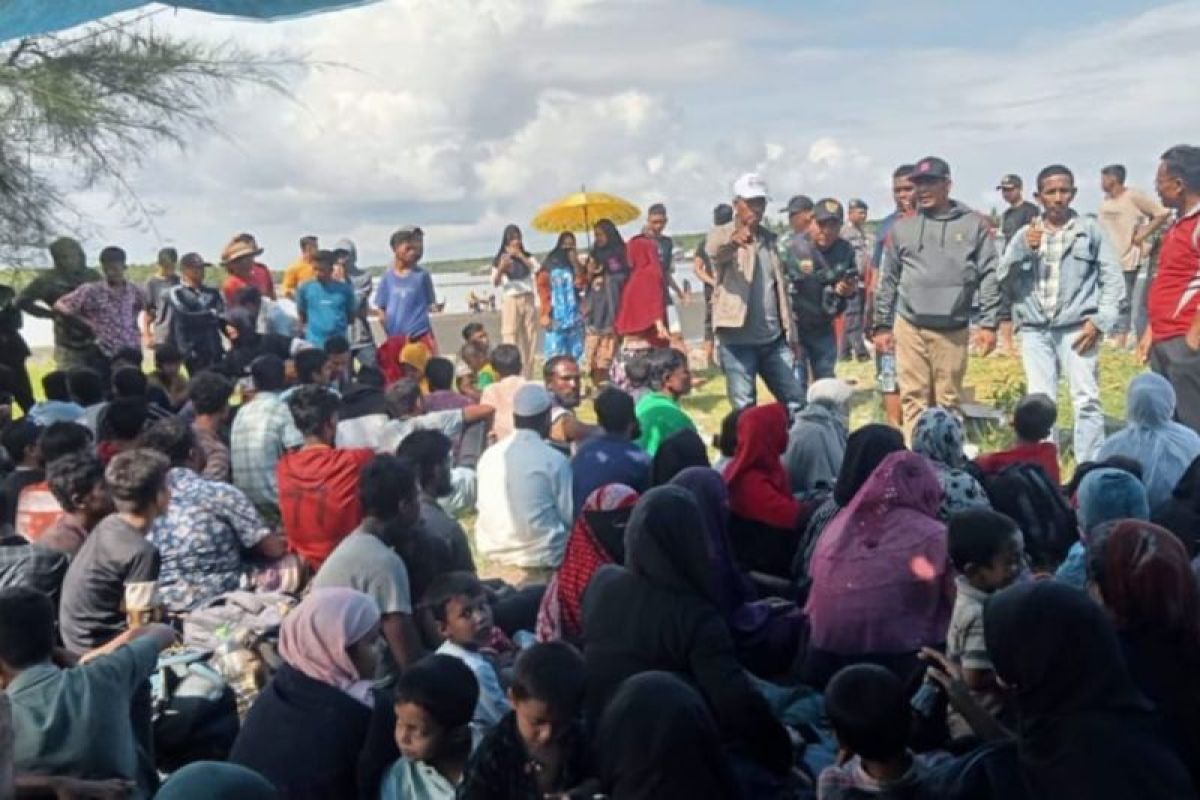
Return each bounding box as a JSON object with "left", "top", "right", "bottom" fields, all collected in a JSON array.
[
  {"left": 395, "top": 430, "right": 476, "bottom": 575},
  {"left": 544, "top": 355, "right": 597, "bottom": 455}
]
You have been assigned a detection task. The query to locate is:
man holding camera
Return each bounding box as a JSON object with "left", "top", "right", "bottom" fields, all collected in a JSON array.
[{"left": 780, "top": 197, "right": 859, "bottom": 398}]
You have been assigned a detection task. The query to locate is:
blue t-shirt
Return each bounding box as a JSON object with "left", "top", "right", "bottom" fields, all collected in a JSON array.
[
  {"left": 374, "top": 268, "right": 435, "bottom": 338},
  {"left": 570, "top": 434, "right": 651, "bottom": 518},
  {"left": 297, "top": 279, "right": 356, "bottom": 347}
]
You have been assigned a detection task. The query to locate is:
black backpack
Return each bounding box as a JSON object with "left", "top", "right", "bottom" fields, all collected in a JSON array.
[{"left": 981, "top": 463, "right": 1077, "bottom": 570}]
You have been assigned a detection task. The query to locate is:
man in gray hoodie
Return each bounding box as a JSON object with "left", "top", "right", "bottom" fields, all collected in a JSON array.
[
  {"left": 332, "top": 238, "right": 377, "bottom": 369},
  {"left": 872, "top": 156, "right": 1000, "bottom": 435}
]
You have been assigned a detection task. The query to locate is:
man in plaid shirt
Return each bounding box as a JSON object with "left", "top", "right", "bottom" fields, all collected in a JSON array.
[{"left": 231, "top": 355, "right": 303, "bottom": 519}]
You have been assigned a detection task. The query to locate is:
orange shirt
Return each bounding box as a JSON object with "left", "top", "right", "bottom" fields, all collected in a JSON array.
[
  {"left": 276, "top": 445, "right": 373, "bottom": 570},
  {"left": 281, "top": 259, "right": 316, "bottom": 298}
]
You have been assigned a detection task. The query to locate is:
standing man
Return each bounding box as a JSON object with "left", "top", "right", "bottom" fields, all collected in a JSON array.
[
  {"left": 53, "top": 246, "right": 145, "bottom": 379},
  {"left": 18, "top": 238, "right": 101, "bottom": 372},
  {"left": 1143, "top": 144, "right": 1200, "bottom": 434},
  {"left": 706, "top": 174, "right": 804, "bottom": 410},
  {"left": 779, "top": 199, "right": 858, "bottom": 398},
  {"left": 999, "top": 164, "right": 1123, "bottom": 463},
  {"left": 997, "top": 174, "right": 1039, "bottom": 354},
  {"left": 873, "top": 156, "right": 1000, "bottom": 435},
  {"left": 693, "top": 203, "right": 734, "bottom": 367},
  {"left": 1100, "top": 164, "right": 1171, "bottom": 349},
  {"left": 868, "top": 165, "right": 915, "bottom": 427},
  {"left": 296, "top": 250, "right": 356, "bottom": 349},
  {"left": 163, "top": 253, "right": 225, "bottom": 374},
  {"left": 142, "top": 247, "right": 179, "bottom": 348},
  {"left": 643, "top": 203, "right": 687, "bottom": 350},
  {"left": 332, "top": 238, "right": 377, "bottom": 369},
  {"left": 839, "top": 198, "right": 872, "bottom": 361},
  {"left": 374, "top": 226, "right": 439, "bottom": 353},
  {"left": 281, "top": 235, "right": 319, "bottom": 299}
]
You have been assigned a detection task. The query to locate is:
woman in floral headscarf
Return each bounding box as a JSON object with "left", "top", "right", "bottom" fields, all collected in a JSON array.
[{"left": 912, "top": 406, "right": 990, "bottom": 520}]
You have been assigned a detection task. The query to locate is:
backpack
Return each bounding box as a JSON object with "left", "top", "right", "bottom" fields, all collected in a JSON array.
[{"left": 981, "top": 463, "right": 1077, "bottom": 570}]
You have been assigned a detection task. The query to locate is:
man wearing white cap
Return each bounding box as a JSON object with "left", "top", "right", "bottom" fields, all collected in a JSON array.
[
  {"left": 474, "top": 383, "right": 573, "bottom": 584},
  {"left": 704, "top": 173, "right": 804, "bottom": 409}
]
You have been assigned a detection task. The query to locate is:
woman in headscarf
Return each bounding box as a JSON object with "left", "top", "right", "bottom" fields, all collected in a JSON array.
[
  {"left": 595, "top": 672, "right": 740, "bottom": 800},
  {"left": 651, "top": 427, "right": 710, "bottom": 486},
  {"left": 398, "top": 340, "right": 431, "bottom": 392},
  {"left": 803, "top": 451, "right": 953, "bottom": 688},
  {"left": 911, "top": 406, "right": 990, "bottom": 520},
  {"left": 671, "top": 466, "right": 805, "bottom": 678},
  {"left": 535, "top": 484, "right": 639, "bottom": 645},
  {"left": 581, "top": 487, "right": 792, "bottom": 779},
  {"left": 1099, "top": 372, "right": 1200, "bottom": 509},
  {"left": 793, "top": 424, "right": 906, "bottom": 588},
  {"left": 982, "top": 580, "right": 1197, "bottom": 800},
  {"left": 724, "top": 403, "right": 813, "bottom": 578},
  {"left": 783, "top": 378, "right": 853, "bottom": 495},
  {"left": 1153, "top": 455, "right": 1200, "bottom": 556},
  {"left": 1087, "top": 520, "right": 1200, "bottom": 790},
  {"left": 1055, "top": 467, "right": 1150, "bottom": 587},
  {"left": 229, "top": 588, "right": 398, "bottom": 799},
  {"left": 536, "top": 232, "right": 585, "bottom": 362},
  {"left": 582, "top": 219, "right": 628, "bottom": 388},
  {"left": 613, "top": 226, "right": 668, "bottom": 348}
]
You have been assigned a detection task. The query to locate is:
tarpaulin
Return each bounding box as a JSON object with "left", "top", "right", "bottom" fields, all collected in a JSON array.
[{"left": 0, "top": 1, "right": 379, "bottom": 43}]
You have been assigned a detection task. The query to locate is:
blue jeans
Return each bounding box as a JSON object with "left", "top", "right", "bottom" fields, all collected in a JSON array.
[
  {"left": 795, "top": 327, "right": 838, "bottom": 399},
  {"left": 718, "top": 335, "right": 805, "bottom": 410},
  {"left": 1020, "top": 325, "right": 1105, "bottom": 463}
]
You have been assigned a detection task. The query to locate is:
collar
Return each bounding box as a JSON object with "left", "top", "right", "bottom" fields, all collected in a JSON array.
[
  {"left": 954, "top": 574, "right": 993, "bottom": 602},
  {"left": 7, "top": 661, "right": 61, "bottom": 695},
  {"left": 1182, "top": 201, "right": 1200, "bottom": 221}
]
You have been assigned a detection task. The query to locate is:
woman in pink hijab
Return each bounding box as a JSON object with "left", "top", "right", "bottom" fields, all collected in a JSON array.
[
  {"left": 802, "top": 450, "right": 954, "bottom": 688},
  {"left": 230, "top": 588, "right": 399, "bottom": 797}
]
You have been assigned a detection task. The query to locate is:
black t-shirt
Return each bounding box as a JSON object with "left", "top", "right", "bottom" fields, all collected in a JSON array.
[
  {"left": 1001, "top": 201, "right": 1040, "bottom": 241},
  {"left": 782, "top": 234, "right": 857, "bottom": 331},
  {"left": 59, "top": 514, "right": 160, "bottom": 653}
]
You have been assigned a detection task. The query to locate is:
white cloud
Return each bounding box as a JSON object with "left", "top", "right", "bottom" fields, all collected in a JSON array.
[{"left": 51, "top": 0, "right": 1200, "bottom": 268}]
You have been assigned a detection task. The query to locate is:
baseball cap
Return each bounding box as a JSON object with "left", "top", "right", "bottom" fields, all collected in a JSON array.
[
  {"left": 314, "top": 249, "right": 338, "bottom": 266},
  {"left": 996, "top": 174, "right": 1023, "bottom": 190},
  {"left": 848, "top": 198, "right": 868, "bottom": 211},
  {"left": 513, "top": 384, "right": 553, "bottom": 417},
  {"left": 179, "top": 252, "right": 211, "bottom": 269},
  {"left": 813, "top": 198, "right": 845, "bottom": 224},
  {"left": 732, "top": 173, "right": 769, "bottom": 200},
  {"left": 911, "top": 156, "right": 951, "bottom": 181},
  {"left": 781, "top": 195, "right": 814, "bottom": 216}
]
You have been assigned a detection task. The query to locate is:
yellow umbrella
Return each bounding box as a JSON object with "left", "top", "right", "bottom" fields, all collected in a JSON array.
[{"left": 531, "top": 189, "right": 640, "bottom": 236}]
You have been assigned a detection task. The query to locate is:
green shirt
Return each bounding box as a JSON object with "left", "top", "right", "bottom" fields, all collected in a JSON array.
[
  {"left": 635, "top": 391, "right": 696, "bottom": 457},
  {"left": 10, "top": 637, "right": 159, "bottom": 798}
]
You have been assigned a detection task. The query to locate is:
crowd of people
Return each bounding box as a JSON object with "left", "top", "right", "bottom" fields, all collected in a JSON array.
[{"left": 0, "top": 143, "right": 1196, "bottom": 799}]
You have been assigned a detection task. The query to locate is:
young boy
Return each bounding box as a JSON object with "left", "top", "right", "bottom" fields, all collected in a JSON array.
[
  {"left": 426, "top": 572, "right": 510, "bottom": 729},
  {"left": 460, "top": 642, "right": 590, "bottom": 800},
  {"left": 457, "top": 341, "right": 496, "bottom": 402},
  {"left": 975, "top": 393, "right": 1061, "bottom": 485},
  {"left": 57, "top": 449, "right": 169, "bottom": 654},
  {"left": 819, "top": 664, "right": 950, "bottom": 798},
  {"left": 148, "top": 343, "right": 188, "bottom": 412},
  {"left": 944, "top": 508, "right": 1024, "bottom": 739},
  {"left": 1, "top": 585, "right": 177, "bottom": 798},
  {"left": 382, "top": 654, "right": 479, "bottom": 800},
  {"left": 39, "top": 452, "right": 112, "bottom": 558}
]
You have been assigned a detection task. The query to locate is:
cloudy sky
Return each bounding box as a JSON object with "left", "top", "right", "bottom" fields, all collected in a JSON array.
[{"left": 59, "top": 0, "right": 1200, "bottom": 267}]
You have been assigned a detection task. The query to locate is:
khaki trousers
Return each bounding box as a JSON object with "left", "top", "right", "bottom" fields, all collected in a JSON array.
[
  {"left": 501, "top": 292, "right": 538, "bottom": 377},
  {"left": 895, "top": 315, "right": 969, "bottom": 439}
]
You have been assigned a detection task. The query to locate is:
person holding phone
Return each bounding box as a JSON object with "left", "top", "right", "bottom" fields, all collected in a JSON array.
[
  {"left": 491, "top": 225, "right": 540, "bottom": 378},
  {"left": 998, "top": 163, "right": 1123, "bottom": 463}
]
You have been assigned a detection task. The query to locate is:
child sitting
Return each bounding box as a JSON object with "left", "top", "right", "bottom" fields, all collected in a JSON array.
[
  {"left": 819, "top": 664, "right": 949, "bottom": 798},
  {"left": 426, "top": 572, "right": 510, "bottom": 730},
  {"left": 712, "top": 406, "right": 744, "bottom": 475},
  {"left": 621, "top": 352, "right": 651, "bottom": 402},
  {"left": 460, "top": 642, "right": 590, "bottom": 800},
  {"left": 381, "top": 654, "right": 479, "bottom": 800},
  {"left": 975, "top": 393, "right": 1060, "bottom": 485},
  {"left": 945, "top": 508, "right": 1024, "bottom": 739},
  {"left": 456, "top": 341, "right": 496, "bottom": 403}
]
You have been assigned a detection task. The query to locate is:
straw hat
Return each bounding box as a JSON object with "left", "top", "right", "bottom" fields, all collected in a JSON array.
[{"left": 220, "top": 236, "right": 263, "bottom": 265}]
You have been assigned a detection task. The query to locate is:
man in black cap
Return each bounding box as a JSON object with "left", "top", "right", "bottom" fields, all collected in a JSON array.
[
  {"left": 693, "top": 203, "right": 734, "bottom": 366},
  {"left": 163, "top": 253, "right": 225, "bottom": 374},
  {"left": 872, "top": 156, "right": 1000, "bottom": 436},
  {"left": 840, "top": 198, "right": 872, "bottom": 361},
  {"left": 996, "top": 175, "right": 1039, "bottom": 355},
  {"left": 780, "top": 198, "right": 858, "bottom": 396}
]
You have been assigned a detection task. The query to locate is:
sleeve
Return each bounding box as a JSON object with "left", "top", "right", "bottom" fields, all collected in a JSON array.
[
  {"left": 218, "top": 485, "right": 271, "bottom": 549},
  {"left": 1131, "top": 189, "right": 1168, "bottom": 219},
  {"left": 957, "top": 607, "right": 994, "bottom": 671},
  {"left": 871, "top": 229, "right": 901, "bottom": 331},
  {"left": 54, "top": 283, "right": 88, "bottom": 316},
  {"left": 276, "top": 406, "right": 304, "bottom": 449},
  {"left": 974, "top": 220, "right": 1002, "bottom": 329},
  {"left": 123, "top": 545, "right": 161, "bottom": 612},
  {"left": 414, "top": 409, "right": 464, "bottom": 439},
  {"left": 373, "top": 274, "right": 389, "bottom": 311},
  {"left": 422, "top": 272, "right": 436, "bottom": 307},
  {"left": 295, "top": 283, "right": 309, "bottom": 317},
  {"left": 1091, "top": 219, "right": 1126, "bottom": 335},
  {"left": 705, "top": 225, "right": 738, "bottom": 275},
  {"left": 87, "top": 636, "right": 161, "bottom": 696},
  {"left": 554, "top": 455, "right": 574, "bottom": 530},
  {"left": 375, "top": 553, "right": 412, "bottom": 615},
  {"left": 133, "top": 285, "right": 147, "bottom": 314},
  {"left": 996, "top": 224, "right": 1034, "bottom": 292},
  {"left": 343, "top": 284, "right": 357, "bottom": 317},
  {"left": 281, "top": 265, "right": 299, "bottom": 296}
]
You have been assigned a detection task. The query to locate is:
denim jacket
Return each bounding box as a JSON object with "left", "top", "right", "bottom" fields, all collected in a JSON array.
[{"left": 998, "top": 214, "right": 1124, "bottom": 334}]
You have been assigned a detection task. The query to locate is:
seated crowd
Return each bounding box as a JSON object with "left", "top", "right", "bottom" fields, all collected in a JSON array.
[{"left": 1, "top": 320, "right": 1200, "bottom": 800}]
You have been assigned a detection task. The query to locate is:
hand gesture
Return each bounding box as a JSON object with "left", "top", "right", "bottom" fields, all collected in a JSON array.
[
  {"left": 873, "top": 330, "right": 894, "bottom": 354},
  {"left": 834, "top": 278, "right": 857, "bottom": 297},
  {"left": 1072, "top": 320, "right": 1101, "bottom": 354},
  {"left": 730, "top": 225, "right": 754, "bottom": 247},
  {"left": 974, "top": 327, "right": 998, "bottom": 357},
  {"left": 1025, "top": 218, "right": 1044, "bottom": 250}
]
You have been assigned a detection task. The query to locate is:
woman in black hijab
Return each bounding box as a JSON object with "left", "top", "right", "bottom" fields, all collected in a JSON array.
[
  {"left": 1152, "top": 455, "right": 1200, "bottom": 556},
  {"left": 982, "top": 580, "right": 1196, "bottom": 800},
  {"left": 596, "top": 672, "right": 740, "bottom": 800},
  {"left": 582, "top": 219, "right": 629, "bottom": 387},
  {"left": 792, "top": 424, "right": 905, "bottom": 586},
  {"left": 651, "top": 427, "right": 710, "bottom": 486},
  {"left": 581, "top": 487, "right": 791, "bottom": 779}
]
